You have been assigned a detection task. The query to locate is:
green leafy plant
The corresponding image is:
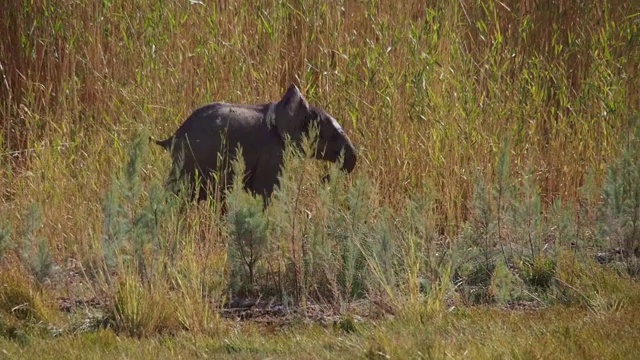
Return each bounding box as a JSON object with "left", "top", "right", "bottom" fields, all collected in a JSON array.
[
  {"left": 225, "top": 150, "right": 270, "bottom": 296},
  {"left": 20, "top": 203, "right": 55, "bottom": 284}
]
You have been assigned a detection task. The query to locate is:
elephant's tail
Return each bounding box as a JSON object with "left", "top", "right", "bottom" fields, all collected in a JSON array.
[{"left": 150, "top": 136, "right": 174, "bottom": 151}]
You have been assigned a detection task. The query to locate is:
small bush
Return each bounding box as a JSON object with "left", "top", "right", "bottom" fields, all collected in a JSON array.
[
  {"left": 109, "top": 275, "right": 181, "bottom": 337},
  {"left": 100, "top": 136, "right": 161, "bottom": 273},
  {"left": 0, "top": 271, "right": 51, "bottom": 323},
  {"left": 20, "top": 203, "right": 56, "bottom": 284},
  {"left": 225, "top": 151, "right": 270, "bottom": 296},
  {"left": 0, "top": 222, "right": 13, "bottom": 263},
  {"left": 170, "top": 260, "right": 226, "bottom": 335},
  {"left": 490, "top": 260, "right": 526, "bottom": 305},
  {"left": 599, "top": 128, "right": 640, "bottom": 274},
  {"left": 519, "top": 255, "right": 556, "bottom": 289},
  {"left": 553, "top": 251, "right": 637, "bottom": 312}
]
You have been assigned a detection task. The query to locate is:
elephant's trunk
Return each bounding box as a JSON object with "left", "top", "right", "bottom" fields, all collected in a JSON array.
[{"left": 340, "top": 141, "right": 357, "bottom": 173}]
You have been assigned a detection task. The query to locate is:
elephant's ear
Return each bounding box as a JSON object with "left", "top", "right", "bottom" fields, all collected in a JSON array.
[{"left": 274, "top": 84, "right": 310, "bottom": 140}]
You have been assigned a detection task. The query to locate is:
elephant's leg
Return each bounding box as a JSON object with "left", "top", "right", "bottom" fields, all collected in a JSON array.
[
  {"left": 195, "top": 170, "right": 223, "bottom": 202},
  {"left": 251, "top": 162, "right": 281, "bottom": 207},
  {"left": 162, "top": 163, "right": 194, "bottom": 203},
  {"left": 196, "top": 179, "right": 209, "bottom": 202},
  {"left": 182, "top": 173, "right": 199, "bottom": 202}
]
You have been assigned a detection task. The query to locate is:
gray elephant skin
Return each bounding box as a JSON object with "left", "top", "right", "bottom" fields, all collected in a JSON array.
[{"left": 154, "top": 84, "right": 357, "bottom": 204}]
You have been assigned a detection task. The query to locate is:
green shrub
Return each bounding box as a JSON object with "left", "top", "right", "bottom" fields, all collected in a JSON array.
[
  {"left": 553, "top": 251, "right": 638, "bottom": 312},
  {"left": 0, "top": 222, "right": 13, "bottom": 263},
  {"left": 109, "top": 275, "right": 181, "bottom": 337},
  {"left": 490, "top": 260, "right": 526, "bottom": 305},
  {"left": 19, "top": 203, "right": 55, "bottom": 284},
  {"left": 225, "top": 150, "right": 270, "bottom": 296},
  {"left": 599, "top": 127, "right": 640, "bottom": 274},
  {"left": 519, "top": 255, "right": 557, "bottom": 289}
]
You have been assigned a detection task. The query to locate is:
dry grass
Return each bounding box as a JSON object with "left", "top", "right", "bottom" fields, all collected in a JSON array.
[
  {"left": 2, "top": 1, "right": 637, "bottom": 225},
  {"left": 1, "top": 0, "right": 640, "bottom": 357},
  {"left": 2, "top": 302, "right": 640, "bottom": 359}
]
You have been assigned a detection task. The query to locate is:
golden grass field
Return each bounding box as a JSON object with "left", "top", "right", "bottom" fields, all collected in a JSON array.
[{"left": 1, "top": 0, "right": 640, "bottom": 358}]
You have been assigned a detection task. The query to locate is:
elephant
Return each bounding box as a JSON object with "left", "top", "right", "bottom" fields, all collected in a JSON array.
[{"left": 154, "top": 84, "right": 357, "bottom": 205}]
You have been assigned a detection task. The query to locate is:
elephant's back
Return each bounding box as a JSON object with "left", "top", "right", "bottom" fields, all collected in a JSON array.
[
  {"left": 171, "top": 103, "right": 226, "bottom": 140},
  {"left": 167, "top": 102, "right": 276, "bottom": 164},
  {"left": 173, "top": 102, "right": 270, "bottom": 139}
]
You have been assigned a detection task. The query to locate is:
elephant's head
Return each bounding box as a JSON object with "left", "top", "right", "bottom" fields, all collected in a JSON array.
[{"left": 274, "top": 84, "right": 357, "bottom": 173}]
